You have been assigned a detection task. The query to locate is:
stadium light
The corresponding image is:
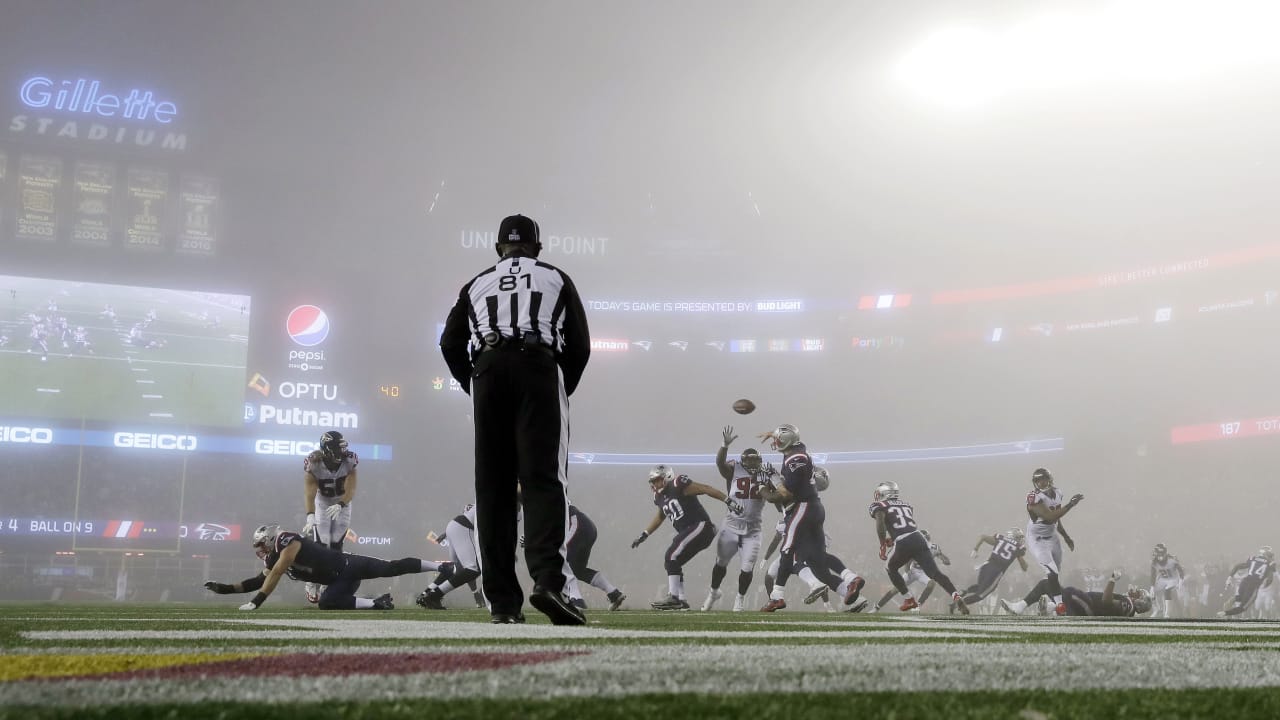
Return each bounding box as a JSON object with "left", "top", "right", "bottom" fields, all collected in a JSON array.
[{"left": 894, "top": 0, "right": 1280, "bottom": 108}]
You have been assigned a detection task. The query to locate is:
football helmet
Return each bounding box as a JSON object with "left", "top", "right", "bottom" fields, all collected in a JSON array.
[
  {"left": 812, "top": 467, "right": 830, "bottom": 491},
  {"left": 1006, "top": 527, "right": 1025, "bottom": 543},
  {"left": 873, "top": 481, "right": 900, "bottom": 502},
  {"left": 770, "top": 424, "right": 800, "bottom": 452},
  {"left": 740, "top": 448, "right": 762, "bottom": 472},
  {"left": 252, "top": 524, "right": 279, "bottom": 559},
  {"left": 1031, "top": 467, "right": 1054, "bottom": 491},
  {"left": 648, "top": 464, "right": 674, "bottom": 492},
  {"left": 320, "top": 431, "right": 348, "bottom": 464},
  {"left": 1127, "top": 588, "right": 1153, "bottom": 615},
  {"left": 1153, "top": 543, "right": 1168, "bottom": 559},
  {"left": 1260, "top": 546, "right": 1275, "bottom": 562}
]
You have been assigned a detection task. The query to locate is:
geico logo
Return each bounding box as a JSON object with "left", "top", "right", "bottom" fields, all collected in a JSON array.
[
  {"left": 113, "top": 432, "right": 198, "bottom": 450},
  {"left": 277, "top": 382, "right": 338, "bottom": 401},
  {"left": 356, "top": 536, "right": 393, "bottom": 545},
  {"left": 258, "top": 404, "right": 359, "bottom": 429},
  {"left": 0, "top": 426, "right": 54, "bottom": 444},
  {"left": 287, "top": 350, "right": 326, "bottom": 362},
  {"left": 254, "top": 439, "right": 320, "bottom": 456}
]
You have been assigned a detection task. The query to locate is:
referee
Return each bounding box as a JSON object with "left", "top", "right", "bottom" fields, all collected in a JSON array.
[{"left": 440, "top": 213, "right": 591, "bottom": 625}]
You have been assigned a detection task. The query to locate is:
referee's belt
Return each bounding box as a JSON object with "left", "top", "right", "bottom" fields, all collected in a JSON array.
[{"left": 479, "top": 332, "right": 554, "bottom": 357}]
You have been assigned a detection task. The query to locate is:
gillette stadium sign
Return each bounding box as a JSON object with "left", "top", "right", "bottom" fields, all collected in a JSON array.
[{"left": 9, "top": 75, "right": 188, "bottom": 152}]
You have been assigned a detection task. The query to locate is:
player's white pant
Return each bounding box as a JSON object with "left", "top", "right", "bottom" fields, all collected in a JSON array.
[
  {"left": 445, "top": 518, "right": 481, "bottom": 573},
  {"left": 314, "top": 495, "right": 352, "bottom": 548},
  {"left": 1026, "top": 532, "right": 1062, "bottom": 576},
  {"left": 766, "top": 555, "right": 781, "bottom": 581},
  {"left": 715, "top": 527, "right": 762, "bottom": 573},
  {"left": 1153, "top": 577, "right": 1181, "bottom": 617},
  {"left": 904, "top": 565, "right": 930, "bottom": 596}
]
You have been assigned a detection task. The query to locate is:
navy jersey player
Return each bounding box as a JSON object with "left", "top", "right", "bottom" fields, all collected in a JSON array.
[
  {"left": 562, "top": 504, "right": 627, "bottom": 611},
  {"left": 631, "top": 465, "right": 743, "bottom": 610},
  {"left": 1219, "top": 547, "right": 1276, "bottom": 617},
  {"left": 1010, "top": 569, "right": 1152, "bottom": 617},
  {"left": 958, "top": 527, "right": 1029, "bottom": 607},
  {"left": 301, "top": 431, "right": 359, "bottom": 603},
  {"left": 757, "top": 424, "right": 864, "bottom": 613},
  {"left": 203, "top": 524, "right": 446, "bottom": 610},
  {"left": 701, "top": 425, "right": 768, "bottom": 612},
  {"left": 869, "top": 481, "right": 969, "bottom": 614}
]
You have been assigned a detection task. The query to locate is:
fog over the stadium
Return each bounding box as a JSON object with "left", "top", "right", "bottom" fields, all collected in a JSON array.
[{"left": 1, "top": 0, "right": 1278, "bottom": 604}]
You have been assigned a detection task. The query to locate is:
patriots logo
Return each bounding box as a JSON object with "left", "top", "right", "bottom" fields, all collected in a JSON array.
[
  {"left": 668, "top": 341, "right": 688, "bottom": 351},
  {"left": 705, "top": 341, "right": 726, "bottom": 351},
  {"left": 571, "top": 453, "right": 596, "bottom": 464},
  {"left": 632, "top": 341, "right": 652, "bottom": 351},
  {"left": 194, "top": 523, "right": 231, "bottom": 541}
]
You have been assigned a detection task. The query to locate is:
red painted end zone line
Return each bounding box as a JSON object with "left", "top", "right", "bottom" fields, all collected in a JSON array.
[{"left": 1171, "top": 415, "right": 1280, "bottom": 444}]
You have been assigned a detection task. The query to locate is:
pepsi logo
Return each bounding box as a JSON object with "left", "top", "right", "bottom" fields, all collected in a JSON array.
[{"left": 287, "top": 305, "right": 329, "bottom": 347}]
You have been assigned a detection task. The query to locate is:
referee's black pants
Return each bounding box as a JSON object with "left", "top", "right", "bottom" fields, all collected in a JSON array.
[{"left": 472, "top": 344, "right": 571, "bottom": 616}]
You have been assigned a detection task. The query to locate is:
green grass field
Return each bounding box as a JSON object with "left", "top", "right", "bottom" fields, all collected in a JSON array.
[
  {"left": 0, "top": 274, "right": 249, "bottom": 427},
  {"left": 4, "top": 602, "right": 1280, "bottom": 718}
]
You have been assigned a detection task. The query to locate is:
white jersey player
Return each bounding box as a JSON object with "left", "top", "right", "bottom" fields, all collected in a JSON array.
[
  {"left": 301, "top": 431, "right": 359, "bottom": 604},
  {"left": 701, "top": 426, "right": 767, "bottom": 612},
  {"left": 1149, "top": 544, "right": 1185, "bottom": 618},
  {"left": 417, "top": 503, "right": 483, "bottom": 610},
  {"left": 1016, "top": 467, "right": 1083, "bottom": 616}
]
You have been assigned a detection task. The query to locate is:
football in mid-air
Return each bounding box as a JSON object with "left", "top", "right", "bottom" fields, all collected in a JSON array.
[{"left": 732, "top": 398, "right": 756, "bottom": 415}]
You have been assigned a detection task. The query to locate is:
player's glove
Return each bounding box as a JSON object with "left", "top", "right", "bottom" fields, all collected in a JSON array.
[
  {"left": 1110, "top": 569, "right": 1123, "bottom": 582},
  {"left": 1068, "top": 493, "right": 1084, "bottom": 507},
  {"left": 762, "top": 462, "right": 776, "bottom": 477},
  {"left": 879, "top": 538, "right": 893, "bottom": 561},
  {"left": 722, "top": 425, "right": 738, "bottom": 448},
  {"left": 238, "top": 602, "right": 258, "bottom": 611},
  {"left": 302, "top": 513, "right": 316, "bottom": 538},
  {"left": 325, "top": 501, "right": 346, "bottom": 520},
  {"left": 631, "top": 532, "right": 648, "bottom": 549},
  {"left": 726, "top": 498, "right": 745, "bottom": 515},
  {"left": 204, "top": 581, "right": 235, "bottom": 594}
]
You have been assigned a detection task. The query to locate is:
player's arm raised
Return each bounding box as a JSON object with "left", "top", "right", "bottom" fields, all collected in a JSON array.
[
  {"left": 716, "top": 426, "right": 737, "bottom": 483},
  {"left": 241, "top": 541, "right": 299, "bottom": 609},
  {"left": 1102, "top": 570, "right": 1121, "bottom": 607},
  {"left": 972, "top": 534, "right": 996, "bottom": 557},
  {"left": 631, "top": 509, "right": 666, "bottom": 548}
]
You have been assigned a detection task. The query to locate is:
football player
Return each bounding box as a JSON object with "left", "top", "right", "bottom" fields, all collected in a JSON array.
[
  {"left": 1024, "top": 467, "right": 1084, "bottom": 615},
  {"left": 1219, "top": 547, "right": 1275, "bottom": 617},
  {"left": 416, "top": 503, "right": 482, "bottom": 610},
  {"left": 868, "top": 530, "right": 952, "bottom": 613},
  {"left": 70, "top": 326, "right": 93, "bottom": 355},
  {"left": 301, "top": 430, "right": 359, "bottom": 604},
  {"left": 1149, "top": 543, "right": 1185, "bottom": 619},
  {"left": 957, "top": 527, "right": 1029, "bottom": 608},
  {"left": 563, "top": 503, "right": 627, "bottom": 611},
  {"left": 1006, "top": 570, "right": 1152, "bottom": 617},
  {"left": 204, "top": 524, "right": 446, "bottom": 610},
  {"left": 870, "top": 481, "right": 969, "bottom": 614},
  {"left": 757, "top": 424, "right": 865, "bottom": 612},
  {"left": 632, "top": 464, "right": 744, "bottom": 610},
  {"left": 701, "top": 426, "right": 768, "bottom": 612}
]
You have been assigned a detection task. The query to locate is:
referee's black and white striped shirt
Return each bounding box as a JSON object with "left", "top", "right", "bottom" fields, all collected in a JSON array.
[{"left": 440, "top": 251, "right": 591, "bottom": 395}]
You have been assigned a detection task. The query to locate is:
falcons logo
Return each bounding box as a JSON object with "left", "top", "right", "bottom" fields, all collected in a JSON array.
[{"left": 195, "top": 523, "right": 232, "bottom": 541}]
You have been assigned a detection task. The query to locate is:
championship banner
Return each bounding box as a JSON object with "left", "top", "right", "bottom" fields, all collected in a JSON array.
[
  {"left": 125, "top": 165, "right": 167, "bottom": 251},
  {"left": 71, "top": 161, "right": 115, "bottom": 248},
  {"left": 175, "top": 174, "right": 218, "bottom": 256},
  {"left": 17, "top": 154, "right": 61, "bottom": 243}
]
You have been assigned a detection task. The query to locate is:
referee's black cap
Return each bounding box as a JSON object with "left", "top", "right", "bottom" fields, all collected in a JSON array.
[{"left": 497, "top": 214, "right": 541, "bottom": 257}]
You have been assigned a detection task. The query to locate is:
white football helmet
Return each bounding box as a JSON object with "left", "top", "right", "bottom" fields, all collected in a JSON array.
[
  {"left": 1006, "top": 527, "right": 1025, "bottom": 543},
  {"left": 1260, "top": 546, "right": 1275, "bottom": 562},
  {"left": 770, "top": 424, "right": 800, "bottom": 452},
  {"left": 873, "top": 481, "right": 900, "bottom": 502},
  {"left": 252, "top": 524, "right": 279, "bottom": 558},
  {"left": 812, "top": 467, "right": 830, "bottom": 491},
  {"left": 648, "top": 465, "right": 674, "bottom": 492}
]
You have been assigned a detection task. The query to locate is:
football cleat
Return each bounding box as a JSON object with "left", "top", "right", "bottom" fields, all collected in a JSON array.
[
  {"left": 760, "top": 598, "right": 787, "bottom": 613},
  {"left": 372, "top": 593, "right": 394, "bottom": 610},
  {"left": 804, "top": 585, "right": 830, "bottom": 605},
  {"left": 701, "top": 588, "right": 723, "bottom": 611},
  {"left": 651, "top": 595, "right": 690, "bottom": 611},
  {"left": 416, "top": 588, "right": 445, "bottom": 610},
  {"left": 570, "top": 597, "right": 588, "bottom": 610},
  {"left": 899, "top": 597, "right": 919, "bottom": 612},
  {"left": 607, "top": 590, "right": 627, "bottom": 611},
  {"left": 1055, "top": 602, "right": 1067, "bottom": 616},
  {"left": 846, "top": 599, "right": 869, "bottom": 613},
  {"left": 1001, "top": 599, "right": 1028, "bottom": 615},
  {"left": 843, "top": 577, "right": 866, "bottom": 606},
  {"left": 732, "top": 596, "right": 745, "bottom": 612},
  {"left": 304, "top": 582, "right": 320, "bottom": 604},
  {"left": 952, "top": 592, "right": 970, "bottom": 616}
]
